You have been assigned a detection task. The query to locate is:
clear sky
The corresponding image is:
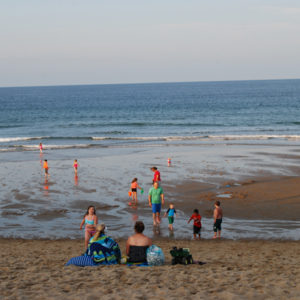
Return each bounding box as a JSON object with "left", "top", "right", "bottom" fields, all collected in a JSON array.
[{"left": 1, "top": 0, "right": 300, "bottom": 87}]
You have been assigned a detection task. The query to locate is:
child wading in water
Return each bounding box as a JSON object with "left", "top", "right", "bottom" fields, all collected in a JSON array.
[
  {"left": 80, "top": 206, "right": 98, "bottom": 249},
  {"left": 73, "top": 159, "right": 78, "bottom": 175},
  {"left": 213, "top": 201, "right": 223, "bottom": 239},
  {"left": 188, "top": 209, "right": 202, "bottom": 240},
  {"left": 130, "top": 178, "right": 142, "bottom": 206},
  {"left": 164, "top": 203, "right": 177, "bottom": 231},
  {"left": 43, "top": 159, "right": 49, "bottom": 178},
  {"left": 39, "top": 143, "right": 43, "bottom": 153}
]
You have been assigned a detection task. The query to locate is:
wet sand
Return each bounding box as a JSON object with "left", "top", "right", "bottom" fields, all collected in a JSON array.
[
  {"left": 1, "top": 238, "right": 299, "bottom": 300},
  {"left": 167, "top": 175, "right": 300, "bottom": 220}
]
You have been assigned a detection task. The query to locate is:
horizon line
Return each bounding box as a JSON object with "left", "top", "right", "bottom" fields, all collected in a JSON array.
[{"left": 0, "top": 77, "right": 299, "bottom": 89}]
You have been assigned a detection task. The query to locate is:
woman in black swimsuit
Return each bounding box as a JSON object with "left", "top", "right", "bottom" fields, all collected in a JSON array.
[{"left": 126, "top": 221, "right": 152, "bottom": 263}]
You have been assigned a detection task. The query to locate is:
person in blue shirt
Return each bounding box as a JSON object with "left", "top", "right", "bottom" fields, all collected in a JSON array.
[{"left": 164, "top": 203, "right": 177, "bottom": 231}]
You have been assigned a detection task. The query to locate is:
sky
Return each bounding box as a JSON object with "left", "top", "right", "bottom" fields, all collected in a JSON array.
[{"left": 0, "top": 0, "right": 300, "bottom": 87}]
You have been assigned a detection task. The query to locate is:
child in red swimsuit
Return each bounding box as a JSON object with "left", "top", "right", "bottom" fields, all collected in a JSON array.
[{"left": 73, "top": 159, "right": 78, "bottom": 175}]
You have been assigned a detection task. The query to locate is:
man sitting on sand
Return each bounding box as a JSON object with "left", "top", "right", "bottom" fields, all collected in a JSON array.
[
  {"left": 213, "top": 201, "right": 223, "bottom": 239},
  {"left": 148, "top": 182, "right": 164, "bottom": 225}
]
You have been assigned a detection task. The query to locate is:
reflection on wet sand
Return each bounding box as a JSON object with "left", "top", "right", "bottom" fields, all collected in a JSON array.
[{"left": 44, "top": 179, "right": 49, "bottom": 197}]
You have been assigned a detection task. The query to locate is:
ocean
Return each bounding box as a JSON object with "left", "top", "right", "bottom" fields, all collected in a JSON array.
[
  {"left": 1, "top": 79, "right": 300, "bottom": 153},
  {"left": 0, "top": 79, "right": 300, "bottom": 240}
]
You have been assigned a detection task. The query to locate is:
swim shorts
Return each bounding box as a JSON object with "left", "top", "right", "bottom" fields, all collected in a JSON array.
[
  {"left": 131, "top": 188, "right": 137, "bottom": 192},
  {"left": 193, "top": 225, "right": 201, "bottom": 234},
  {"left": 152, "top": 203, "right": 161, "bottom": 213},
  {"left": 168, "top": 216, "right": 174, "bottom": 224},
  {"left": 213, "top": 219, "right": 222, "bottom": 232}
]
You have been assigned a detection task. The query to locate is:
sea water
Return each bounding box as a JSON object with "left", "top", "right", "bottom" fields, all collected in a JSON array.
[{"left": 0, "top": 79, "right": 300, "bottom": 239}]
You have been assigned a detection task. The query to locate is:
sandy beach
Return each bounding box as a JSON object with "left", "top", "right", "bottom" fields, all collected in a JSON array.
[{"left": 0, "top": 238, "right": 299, "bottom": 300}]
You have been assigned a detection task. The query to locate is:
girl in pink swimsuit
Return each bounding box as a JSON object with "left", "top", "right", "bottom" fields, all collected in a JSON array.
[
  {"left": 79, "top": 205, "right": 98, "bottom": 249},
  {"left": 73, "top": 159, "right": 78, "bottom": 175}
]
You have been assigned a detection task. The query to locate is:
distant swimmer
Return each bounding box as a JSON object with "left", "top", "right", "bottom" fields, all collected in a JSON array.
[
  {"left": 73, "top": 159, "right": 78, "bottom": 175},
  {"left": 43, "top": 159, "right": 49, "bottom": 178},
  {"left": 39, "top": 143, "right": 43, "bottom": 153},
  {"left": 213, "top": 201, "right": 223, "bottom": 239}
]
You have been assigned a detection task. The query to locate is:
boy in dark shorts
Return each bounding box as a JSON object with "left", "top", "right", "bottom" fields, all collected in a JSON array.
[
  {"left": 213, "top": 201, "right": 223, "bottom": 239},
  {"left": 164, "top": 203, "right": 177, "bottom": 231},
  {"left": 188, "top": 209, "right": 202, "bottom": 240}
]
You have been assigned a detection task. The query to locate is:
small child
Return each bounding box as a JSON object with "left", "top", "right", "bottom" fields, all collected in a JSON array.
[
  {"left": 130, "top": 178, "right": 142, "bottom": 206},
  {"left": 164, "top": 203, "right": 177, "bottom": 230},
  {"left": 213, "top": 201, "right": 223, "bottom": 239},
  {"left": 79, "top": 205, "right": 98, "bottom": 249},
  {"left": 39, "top": 143, "right": 43, "bottom": 153},
  {"left": 43, "top": 159, "right": 49, "bottom": 177},
  {"left": 73, "top": 159, "right": 78, "bottom": 175},
  {"left": 188, "top": 209, "right": 202, "bottom": 240}
]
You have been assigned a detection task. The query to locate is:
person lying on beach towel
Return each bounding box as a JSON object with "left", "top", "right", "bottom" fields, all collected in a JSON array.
[{"left": 65, "top": 223, "right": 121, "bottom": 267}]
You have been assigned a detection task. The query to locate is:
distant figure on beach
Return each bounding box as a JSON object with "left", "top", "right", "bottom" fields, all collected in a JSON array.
[
  {"left": 167, "top": 158, "right": 171, "bottom": 167},
  {"left": 213, "top": 201, "right": 223, "bottom": 239},
  {"left": 80, "top": 205, "right": 98, "bottom": 249},
  {"left": 73, "top": 159, "right": 78, "bottom": 175},
  {"left": 151, "top": 167, "right": 161, "bottom": 185},
  {"left": 130, "top": 178, "right": 142, "bottom": 206},
  {"left": 126, "top": 221, "right": 152, "bottom": 263},
  {"left": 148, "top": 181, "right": 164, "bottom": 225},
  {"left": 39, "top": 142, "right": 43, "bottom": 153},
  {"left": 66, "top": 223, "right": 121, "bottom": 267},
  {"left": 43, "top": 159, "right": 49, "bottom": 178},
  {"left": 188, "top": 209, "right": 202, "bottom": 240},
  {"left": 164, "top": 203, "right": 177, "bottom": 231}
]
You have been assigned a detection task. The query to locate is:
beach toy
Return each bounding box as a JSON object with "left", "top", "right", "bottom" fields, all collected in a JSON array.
[
  {"left": 128, "top": 191, "right": 132, "bottom": 197},
  {"left": 141, "top": 188, "right": 144, "bottom": 195},
  {"left": 147, "top": 245, "right": 165, "bottom": 266}
]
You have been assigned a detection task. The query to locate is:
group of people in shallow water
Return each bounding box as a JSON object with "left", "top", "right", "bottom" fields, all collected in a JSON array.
[{"left": 39, "top": 144, "right": 223, "bottom": 266}]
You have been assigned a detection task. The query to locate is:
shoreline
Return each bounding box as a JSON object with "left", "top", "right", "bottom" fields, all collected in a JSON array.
[{"left": 1, "top": 142, "right": 300, "bottom": 240}]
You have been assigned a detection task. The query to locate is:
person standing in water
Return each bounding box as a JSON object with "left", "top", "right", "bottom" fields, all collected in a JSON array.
[
  {"left": 130, "top": 178, "right": 142, "bottom": 206},
  {"left": 73, "top": 159, "right": 78, "bottom": 175},
  {"left": 148, "top": 182, "right": 164, "bottom": 226},
  {"left": 150, "top": 167, "right": 161, "bottom": 185},
  {"left": 43, "top": 159, "right": 49, "bottom": 178},
  {"left": 213, "top": 201, "right": 223, "bottom": 239}
]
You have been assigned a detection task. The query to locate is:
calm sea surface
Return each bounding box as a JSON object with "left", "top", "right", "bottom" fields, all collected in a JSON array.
[{"left": 0, "top": 79, "right": 300, "bottom": 153}]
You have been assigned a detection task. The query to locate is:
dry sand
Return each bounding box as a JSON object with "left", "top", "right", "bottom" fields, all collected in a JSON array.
[{"left": 1, "top": 238, "right": 299, "bottom": 300}]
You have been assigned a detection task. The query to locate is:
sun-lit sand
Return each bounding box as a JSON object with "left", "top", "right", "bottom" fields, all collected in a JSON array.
[{"left": 0, "top": 238, "right": 299, "bottom": 300}]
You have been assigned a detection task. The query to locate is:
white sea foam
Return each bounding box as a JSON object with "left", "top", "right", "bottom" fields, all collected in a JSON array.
[{"left": 0, "top": 136, "right": 47, "bottom": 143}]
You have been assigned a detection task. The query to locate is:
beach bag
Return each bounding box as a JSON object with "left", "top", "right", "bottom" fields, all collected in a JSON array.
[
  {"left": 146, "top": 245, "right": 165, "bottom": 266},
  {"left": 170, "top": 247, "right": 194, "bottom": 265}
]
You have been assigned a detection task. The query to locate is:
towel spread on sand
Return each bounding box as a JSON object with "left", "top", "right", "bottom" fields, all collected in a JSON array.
[{"left": 66, "top": 234, "right": 121, "bottom": 267}]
